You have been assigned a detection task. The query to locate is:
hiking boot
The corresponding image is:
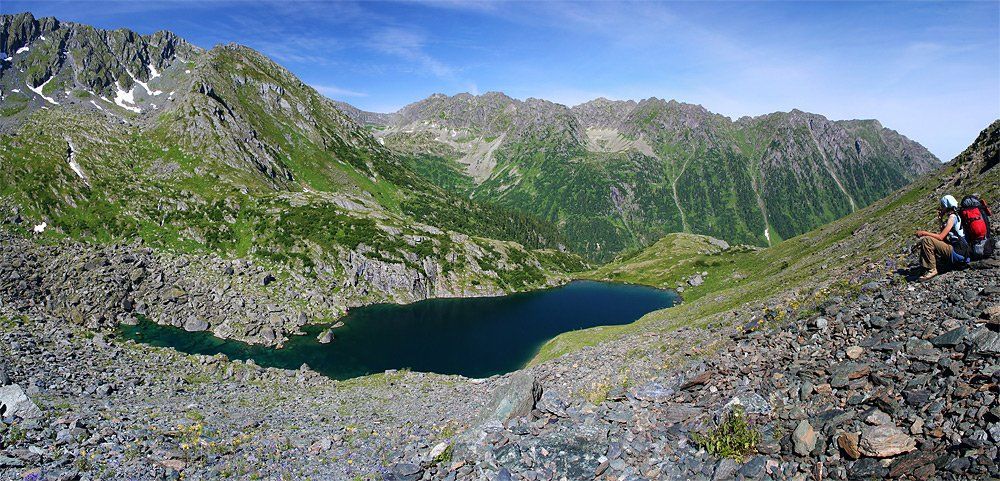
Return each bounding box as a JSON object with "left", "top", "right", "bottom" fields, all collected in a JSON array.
[{"left": 919, "top": 269, "right": 938, "bottom": 281}]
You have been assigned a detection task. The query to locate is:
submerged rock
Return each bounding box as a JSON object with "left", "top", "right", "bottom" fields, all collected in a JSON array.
[{"left": 317, "top": 329, "right": 334, "bottom": 344}]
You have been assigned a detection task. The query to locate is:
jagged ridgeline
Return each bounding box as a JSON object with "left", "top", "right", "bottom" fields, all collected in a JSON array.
[
  {"left": 0, "top": 13, "right": 584, "bottom": 300},
  {"left": 352, "top": 93, "right": 940, "bottom": 261}
]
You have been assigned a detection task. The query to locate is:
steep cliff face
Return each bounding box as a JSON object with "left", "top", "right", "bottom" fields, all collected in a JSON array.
[{"left": 363, "top": 93, "right": 940, "bottom": 260}]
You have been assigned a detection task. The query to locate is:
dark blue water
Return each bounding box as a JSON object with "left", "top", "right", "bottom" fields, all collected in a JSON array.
[{"left": 118, "top": 281, "right": 678, "bottom": 379}]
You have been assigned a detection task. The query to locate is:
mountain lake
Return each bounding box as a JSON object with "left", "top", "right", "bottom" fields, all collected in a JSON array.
[{"left": 118, "top": 280, "right": 679, "bottom": 379}]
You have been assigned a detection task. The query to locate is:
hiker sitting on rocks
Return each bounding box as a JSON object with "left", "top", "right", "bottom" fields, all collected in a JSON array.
[{"left": 914, "top": 195, "right": 971, "bottom": 280}]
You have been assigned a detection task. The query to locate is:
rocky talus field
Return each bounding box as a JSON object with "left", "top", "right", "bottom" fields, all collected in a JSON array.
[{"left": 2, "top": 239, "right": 998, "bottom": 481}]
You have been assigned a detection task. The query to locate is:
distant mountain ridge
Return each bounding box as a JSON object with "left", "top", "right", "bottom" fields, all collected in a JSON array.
[{"left": 335, "top": 92, "right": 940, "bottom": 259}]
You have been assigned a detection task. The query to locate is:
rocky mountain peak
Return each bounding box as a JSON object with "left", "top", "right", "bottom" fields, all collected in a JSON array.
[{"left": 1, "top": 12, "right": 203, "bottom": 126}]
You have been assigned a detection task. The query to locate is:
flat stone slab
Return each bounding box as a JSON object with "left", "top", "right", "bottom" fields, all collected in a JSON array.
[{"left": 0, "top": 384, "right": 42, "bottom": 420}]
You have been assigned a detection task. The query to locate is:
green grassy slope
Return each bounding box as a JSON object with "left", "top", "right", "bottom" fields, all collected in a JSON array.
[{"left": 532, "top": 120, "right": 998, "bottom": 364}]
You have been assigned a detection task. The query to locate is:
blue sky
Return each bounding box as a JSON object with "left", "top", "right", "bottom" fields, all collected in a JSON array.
[{"left": 4, "top": 1, "right": 998, "bottom": 160}]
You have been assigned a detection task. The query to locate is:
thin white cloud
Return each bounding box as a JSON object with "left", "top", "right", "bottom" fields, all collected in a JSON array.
[
  {"left": 369, "top": 27, "right": 458, "bottom": 80},
  {"left": 312, "top": 84, "right": 368, "bottom": 98}
]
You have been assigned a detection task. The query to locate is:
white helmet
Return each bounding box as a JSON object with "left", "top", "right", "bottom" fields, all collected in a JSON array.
[{"left": 940, "top": 195, "right": 958, "bottom": 209}]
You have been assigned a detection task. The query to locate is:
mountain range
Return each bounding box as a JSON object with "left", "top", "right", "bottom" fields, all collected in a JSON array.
[
  {"left": 342, "top": 93, "right": 940, "bottom": 260},
  {"left": 1, "top": 10, "right": 939, "bottom": 280}
]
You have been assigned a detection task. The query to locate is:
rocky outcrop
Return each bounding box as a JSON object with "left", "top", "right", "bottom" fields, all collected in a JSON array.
[{"left": 0, "top": 230, "right": 567, "bottom": 346}]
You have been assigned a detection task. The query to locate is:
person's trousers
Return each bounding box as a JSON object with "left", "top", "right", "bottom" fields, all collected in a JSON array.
[{"left": 919, "top": 236, "right": 952, "bottom": 271}]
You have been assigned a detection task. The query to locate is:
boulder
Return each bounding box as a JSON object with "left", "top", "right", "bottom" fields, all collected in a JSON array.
[
  {"left": 722, "top": 392, "right": 772, "bottom": 415},
  {"left": 687, "top": 274, "right": 704, "bottom": 287},
  {"left": 706, "top": 237, "right": 730, "bottom": 250},
  {"left": 838, "top": 432, "right": 861, "bottom": 460},
  {"left": 930, "top": 327, "right": 967, "bottom": 348},
  {"left": 317, "top": 329, "right": 334, "bottom": 344},
  {"left": 967, "top": 328, "right": 1000, "bottom": 357},
  {"left": 858, "top": 425, "right": 916, "bottom": 458},
  {"left": 474, "top": 372, "right": 542, "bottom": 426},
  {"left": 0, "top": 384, "right": 42, "bottom": 420},
  {"left": 390, "top": 462, "right": 422, "bottom": 481},
  {"left": 631, "top": 382, "right": 674, "bottom": 403},
  {"left": 792, "top": 420, "right": 817, "bottom": 456},
  {"left": 183, "top": 317, "right": 209, "bottom": 332},
  {"left": 830, "top": 362, "right": 870, "bottom": 388}
]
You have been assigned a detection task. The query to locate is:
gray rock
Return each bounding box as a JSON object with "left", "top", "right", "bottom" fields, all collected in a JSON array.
[
  {"left": 474, "top": 372, "right": 542, "bottom": 426},
  {"left": 707, "top": 237, "right": 730, "bottom": 250},
  {"left": 391, "top": 462, "right": 422, "bottom": 481},
  {"left": 631, "top": 382, "right": 674, "bottom": 403},
  {"left": 688, "top": 274, "right": 704, "bottom": 287},
  {"left": 712, "top": 458, "right": 738, "bottom": 480},
  {"left": 317, "top": 329, "right": 333, "bottom": 344},
  {"left": 0, "top": 384, "right": 42, "bottom": 420},
  {"left": 849, "top": 457, "right": 887, "bottom": 480},
  {"left": 183, "top": 317, "right": 208, "bottom": 332},
  {"left": 968, "top": 328, "right": 1000, "bottom": 356},
  {"left": 930, "top": 326, "right": 967, "bottom": 347},
  {"left": 723, "top": 392, "right": 772, "bottom": 415},
  {"left": 738, "top": 455, "right": 767, "bottom": 478},
  {"left": 792, "top": 420, "right": 817, "bottom": 456}
]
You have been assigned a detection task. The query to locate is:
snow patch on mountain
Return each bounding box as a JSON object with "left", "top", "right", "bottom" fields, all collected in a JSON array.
[
  {"left": 16, "top": 46, "right": 29, "bottom": 54},
  {"left": 148, "top": 64, "right": 161, "bottom": 80},
  {"left": 114, "top": 82, "right": 142, "bottom": 113},
  {"left": 128, "top": 71, "right": 162, "bottom": 96},
  {"left": 65, "top": 139, "right": 88, "bottom": 183},
  {"left": 26, "top": 78, "right": 59, "bottom": 105}
]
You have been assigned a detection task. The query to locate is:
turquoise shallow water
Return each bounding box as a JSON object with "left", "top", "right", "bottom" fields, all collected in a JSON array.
[{"left": 118, "top": 280, "right": 678, "bottom": 379}]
